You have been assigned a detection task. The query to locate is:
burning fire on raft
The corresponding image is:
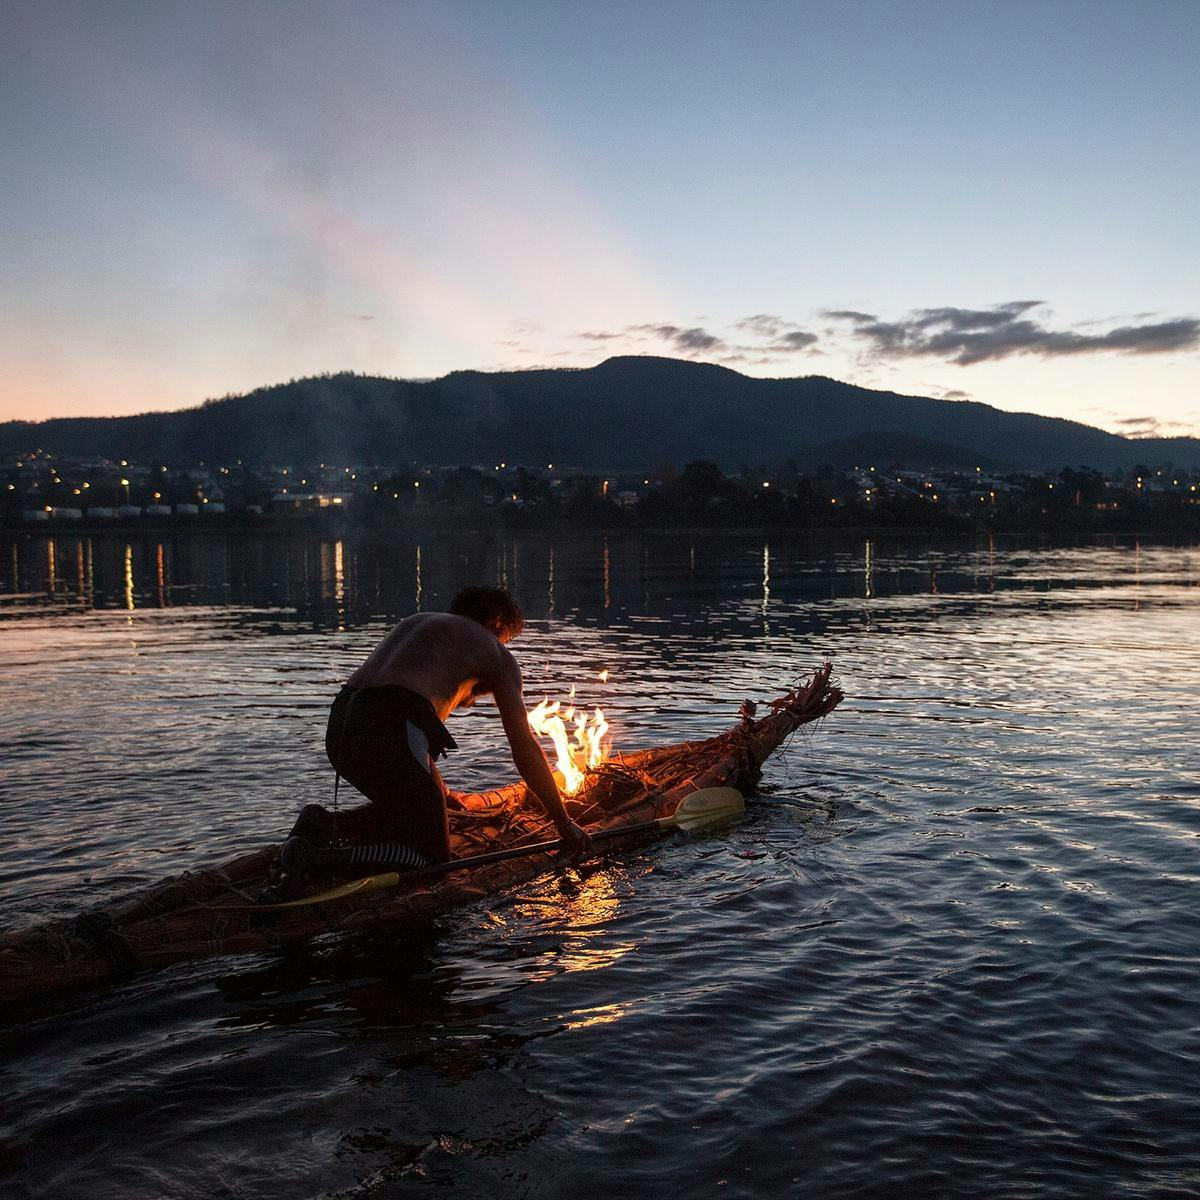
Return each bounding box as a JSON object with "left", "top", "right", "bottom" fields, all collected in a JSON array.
[{"left": 528, "top": 697, "right": 612, "bottom": 796}]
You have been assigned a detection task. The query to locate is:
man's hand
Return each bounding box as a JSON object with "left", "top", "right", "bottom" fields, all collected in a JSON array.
[{"left": 556, "top": 818, "right": 594, "bottom": 864}]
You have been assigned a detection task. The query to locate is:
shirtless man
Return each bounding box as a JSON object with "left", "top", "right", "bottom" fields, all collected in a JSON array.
[{"left": 264, "top": 586, "right": 592, "bottom": 899}]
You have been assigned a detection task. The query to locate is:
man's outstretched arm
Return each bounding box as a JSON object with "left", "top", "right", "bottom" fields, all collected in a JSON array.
[{"left": 491, "top": 656, "right": 593, "bottom": 859}]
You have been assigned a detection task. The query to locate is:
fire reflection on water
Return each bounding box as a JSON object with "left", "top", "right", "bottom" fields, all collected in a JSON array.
[{"left": 490, "top": 868, "right": 635, "bottom": 990}]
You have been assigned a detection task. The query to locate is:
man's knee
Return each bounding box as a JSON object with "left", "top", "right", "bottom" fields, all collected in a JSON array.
[{"left": 288, "top": 803, "right": 337, "bottom": 844}]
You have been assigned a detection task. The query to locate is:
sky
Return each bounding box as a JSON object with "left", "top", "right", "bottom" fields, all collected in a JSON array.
[{"left": 2, "top": 0, "right": 1198, "bottom": 437}]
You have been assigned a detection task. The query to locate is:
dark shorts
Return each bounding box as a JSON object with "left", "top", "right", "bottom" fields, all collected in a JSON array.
[{"left": 317, "top": 683, "right": 457, "bottom": 864}]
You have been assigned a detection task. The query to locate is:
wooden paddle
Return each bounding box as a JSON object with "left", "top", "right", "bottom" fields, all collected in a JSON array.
[{"left": 259, "top": 786, "right": 745, "bottom": 911}]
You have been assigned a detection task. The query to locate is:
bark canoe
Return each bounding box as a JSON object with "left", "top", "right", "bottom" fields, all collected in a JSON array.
[{"left": 0, "top": 664, "right": 842, "bottom": 1005}]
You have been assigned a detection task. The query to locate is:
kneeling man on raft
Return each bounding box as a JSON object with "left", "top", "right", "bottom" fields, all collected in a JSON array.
[{"left": 263, "top": 586, "right": 593, "bottom": 900}]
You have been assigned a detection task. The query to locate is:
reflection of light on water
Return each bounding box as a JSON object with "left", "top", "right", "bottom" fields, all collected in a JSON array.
[
  {"left": 603, "top": 539, "right": 611, "bottom": 609},
  {"left": 334, "top": 538, "right": 345, "bottom": 630},
  {"left": 864, "top": 538, "right": 874, "bottom": 600},
  {"left": 47, "top": 538, "right": 56, "bottom": 594},
  {"left": 762, "top": 543, "right": 771, "bottom": 614},
  {"left": 492, "top": 869, "right": 633, "bottom": 983},
  {"left": 547, "top": 545, "right": 555, "bottom": 615},
  {"left": 564, "top": 1001, "right": 628, "bottom": 1031},
  {"left": 76, "top": 541, "right": 86, "bottom": 607},
  {"left": 155, "top": 543, "right": 166, "bottom": 608},
  {"left": 415, "top": 544, "right": 422, "bottom": 610},
  {"left": 537, "top": 870, "right": 628, "bottom": 976},
  {"left": 123, "top": 543, "right": 135, "bottom": 614}
]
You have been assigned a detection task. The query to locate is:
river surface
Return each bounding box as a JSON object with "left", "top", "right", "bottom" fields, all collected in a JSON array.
[{"left": 1, "top": 530, "right": 1198, "bottom": 1199}]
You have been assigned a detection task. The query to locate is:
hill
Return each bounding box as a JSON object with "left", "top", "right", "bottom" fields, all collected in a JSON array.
[{"left": 2, "top": 356, "right": 1196, "bottom": 472}]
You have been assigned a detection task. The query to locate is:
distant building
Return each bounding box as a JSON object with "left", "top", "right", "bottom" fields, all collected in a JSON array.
[
  {"left": 270, "top": 492, "right": 350, "bottom": 511},
  {"left": 22, "top": 509, "right": 49, "bottom": 522},
  {"left": 51, "top": 507, "right": 83, "bottom": 520},
  {"left": 86, "top": 506, "right": 118, "bottom": 519},
  {"left": 175, "top": 503, "right": 200, "bottom": 515},
  {"left": 117, "top": 505, "right": 142, "bottom": 518},
  {"left": 145, "top": 505, "right": 172, "bottom": 517}
]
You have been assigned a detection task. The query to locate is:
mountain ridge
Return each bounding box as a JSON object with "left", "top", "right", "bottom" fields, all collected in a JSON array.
[{"left": 2, "top": 356, "right": 1195, "bottom": 472}]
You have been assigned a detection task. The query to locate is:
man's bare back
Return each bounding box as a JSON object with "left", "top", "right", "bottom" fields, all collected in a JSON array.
[{"left": 348, "top": 612, "right": 511, "bottom": 721}]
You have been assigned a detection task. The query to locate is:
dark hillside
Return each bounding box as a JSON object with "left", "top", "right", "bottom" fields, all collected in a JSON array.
[{"left": 3, "top": 357, "right": 1196, "bottom": 471}]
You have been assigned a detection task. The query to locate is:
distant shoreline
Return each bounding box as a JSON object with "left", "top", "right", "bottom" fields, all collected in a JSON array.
[{"left": 3, "top": 513, "right": 1197, "bottom": 542}]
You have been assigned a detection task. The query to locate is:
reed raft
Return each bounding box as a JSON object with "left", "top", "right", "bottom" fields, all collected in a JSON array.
[{"left": 0, "top": 663, "right": 842, "bottom": 1004}]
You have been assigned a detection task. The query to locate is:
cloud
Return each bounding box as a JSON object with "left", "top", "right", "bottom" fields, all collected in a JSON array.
[
  {"left": 734, "top": 314, "right": 788, "bottom": 338},
  {"left": 733, "top": 314, "right": 819, "bottom": 353},
  {"left": 1112, "top": 414, "right": 1200, "bottom": 438},
  {"left": 941, "top": 389, "right": 971, "bottom": 401},
  {"left": 574, "top": 330, "right": 624, "bottom": 341},
  {"left": 627, "top": 323, "right": 726, "bottom": 353},
  {"left": 824, "top": 302, "right": 1200, "bottom": 365},
  {"left": 763, "top": 329, "right": 818, "bottom": 352},
  {"left": 823, "top": 309, "right": 878, "bottom": 323}
]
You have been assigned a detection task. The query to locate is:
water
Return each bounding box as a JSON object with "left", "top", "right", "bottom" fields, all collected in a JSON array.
[{"left": 1, "top": 530, "right": 1199, "bottom": 1199}]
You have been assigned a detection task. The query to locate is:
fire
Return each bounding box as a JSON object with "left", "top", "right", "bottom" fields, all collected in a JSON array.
[
  {"left": 598, "top": 668, "right": 609, "bottom": 682},
  {"left": 528, "top": 697, "right": 612, "bottom": 796}
]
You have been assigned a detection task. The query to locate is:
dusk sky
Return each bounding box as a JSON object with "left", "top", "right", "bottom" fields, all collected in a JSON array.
[{"left": 2, "top": 0, "right": 1197, "bottom": 437}]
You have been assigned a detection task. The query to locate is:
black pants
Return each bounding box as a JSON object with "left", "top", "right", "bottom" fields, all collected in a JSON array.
[{"left": 298, "top": 684, "right": 452, "bottom": 865}]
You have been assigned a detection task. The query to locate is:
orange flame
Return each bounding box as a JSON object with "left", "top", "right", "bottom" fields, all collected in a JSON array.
[
  {"left": 598, "top": 668, "right": 609, "bottom": 682},
  {"left": 528, "top": 698, "right": 611, "bottom": 796}
]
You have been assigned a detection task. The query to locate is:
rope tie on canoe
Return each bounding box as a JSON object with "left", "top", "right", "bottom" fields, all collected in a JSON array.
[{"left": 71, "top": 911, "right": 142, "bottom": 979}]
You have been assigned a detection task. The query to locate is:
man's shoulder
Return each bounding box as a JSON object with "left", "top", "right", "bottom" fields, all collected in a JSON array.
[{"left": 411, "top": 612, "right": 507, "bottom": 658}]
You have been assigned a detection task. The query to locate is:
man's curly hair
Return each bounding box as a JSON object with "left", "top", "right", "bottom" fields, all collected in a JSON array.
[{"left": 449, "top": 586, "right": 525, "bottom": 640}]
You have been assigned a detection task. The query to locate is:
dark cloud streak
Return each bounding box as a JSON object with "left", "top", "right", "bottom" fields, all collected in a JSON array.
[{"left": 824, "top": 302, "right": 1200, "bottom": 365}]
